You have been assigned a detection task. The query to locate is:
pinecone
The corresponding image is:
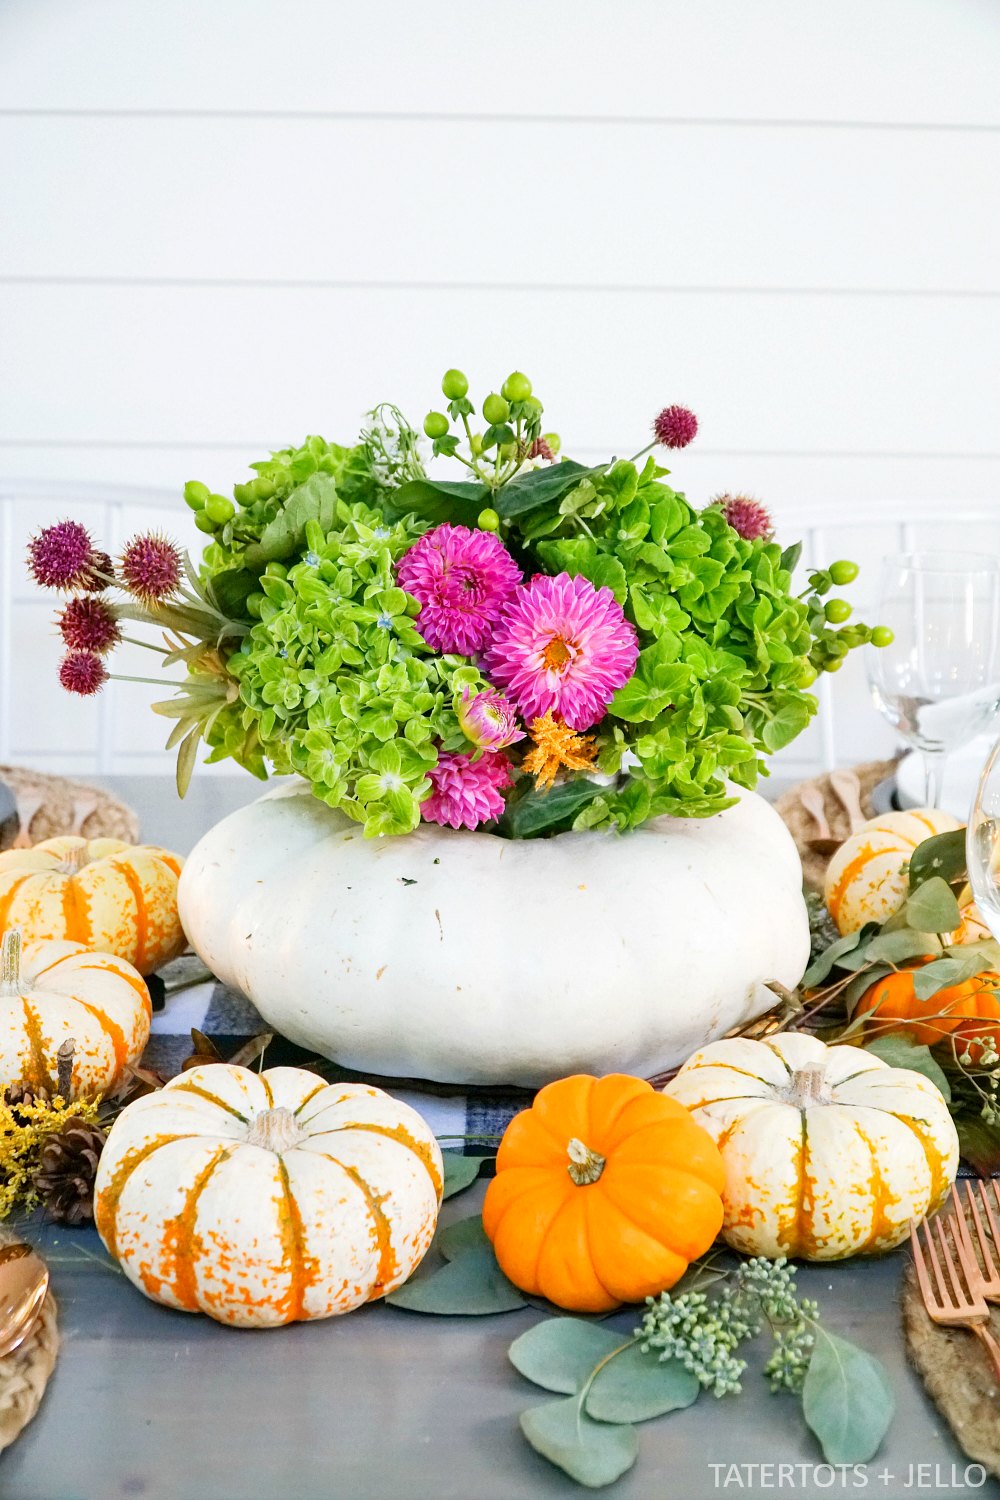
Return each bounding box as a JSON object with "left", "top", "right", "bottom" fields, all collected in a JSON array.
[
  {"left": 2, "top": 1081, "right": 53, "bottom": 1114},
  {"left": 33, "top": 1118, "right": 108, "bottom": 1225}
]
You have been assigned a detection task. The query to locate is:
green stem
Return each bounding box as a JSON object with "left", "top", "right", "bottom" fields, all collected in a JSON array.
[
  {"left": 627, "top": 440, "right": 656, "bottom": 465},
  {"left": 111, "top": 673, "right": 191, "bottom": 688},
  {"left": 120, "top": 635, "right": 170, "bottom": 655}
]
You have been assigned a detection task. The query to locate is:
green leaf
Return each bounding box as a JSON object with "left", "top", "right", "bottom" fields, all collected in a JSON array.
[
  {"left": 780, "top": 541, "right": 803, "bottom": 574},
  {"left": 863, "top": 929, "right": 940, "bottom": 964},
  {"left": 863, "top": 1034, "right": 951, "bottom": 1100},
  {"left": 905, "top": 876, "right": 961, "bottom": 934},
  {"left": 437, "top": 1215, "right": 490, "bottom": 1261},
  {"left": 955, "top": 1114, "right": 1000, "bottom": 1176},
  {"left": 441, "top": 1151, "right": 484, "bottom": 1199},
  {"left": 908, "top": 828, "right": 967, "bottom": 891},
  {"left": 912, "top": 952, "right": 986, "bottom": 1000},
  {"left": 509, "top": 1319, "right": 625, "bottom": 1396},
  {"left": 802, "top": 1330, "right": 895, "bottom": 1464},
  {"left": 496, "top": 461, "right": 607, "bottom": 520},
  {"left": 761, "top": 697, "right": 813, "bottom": 753},
  {"left": 174, "top": 725, "right": 202, "bottom": 797},
  {"left": 391, "top": 477, "right": 488, "bottom": 527},
  {"left": 503, "top": 779, "right": 604, "bottom": 839},
  {"left": 520, "top": 1399, "right": 638, "bottom": 1488},
  {"left": 586, "top": 1344, "right": 700, "bottom": 1423},
  {"left": 243, "top": 472, "right": 339, "bottom": 565},
  {"left": 801, "top": 928, "right": 868, "bottom": 987},
  {"left": 386, "top": 1247, "right": 526, "bottom": 1315},
  {"left": 207, "top": 566, "right": 258, "bottom": 617}
]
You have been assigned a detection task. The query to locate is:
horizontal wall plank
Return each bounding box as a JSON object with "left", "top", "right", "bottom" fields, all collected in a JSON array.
[
  {"left": 2, "top": 0, "right": 998, "bottom": 124},
  {"left": 3, "top": 117, "right": 998, "bottom": 291},
  {"left": 2, "top": 284, "right": 997, "bottom": 456}
]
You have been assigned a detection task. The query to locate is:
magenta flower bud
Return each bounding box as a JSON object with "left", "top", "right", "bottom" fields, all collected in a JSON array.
[
  {"left": 58, "top": 651, "right": 109, "bottom": 696},
  {"left": 456, "top": 687, "right": 525, "bottom": 752},
  {"left": 652, "top": 405, "right": 698, "bottom": 450},
  {"left": 57, "top": 596, "right": 122, "bottom": 655},
  {"left": 27, "top": 520, "right": 97, "bottom": 590},
  {"left": 119, "top": 533, "right": 183, "bottom": 604},
  {"left": 716, "top": 493, "right": 774, "bottom": 542}
]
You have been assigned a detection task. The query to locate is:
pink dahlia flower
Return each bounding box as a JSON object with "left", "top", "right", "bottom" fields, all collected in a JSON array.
[
  {"left": 653, "top": 405, "right": 698, "bottom": 450},
  {"left": 396, "top": 524, "right": 521, "bottom": 656},
  {"left": 715, "top": 493, "right": 774, "bottom": 542},
  {"left": 456, "top": 687, "right": 525, "bottom": 752},
  {"left": 420, "top": 749, "right": 512, "bottom": 830},
  {"left": 484, "top": 573, "right": 638, "bottom": 731}
]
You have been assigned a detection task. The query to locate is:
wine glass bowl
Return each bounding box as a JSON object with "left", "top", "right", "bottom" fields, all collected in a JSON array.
[{"left": 968, "top": 737, "right": 1000, "bottom": 945}]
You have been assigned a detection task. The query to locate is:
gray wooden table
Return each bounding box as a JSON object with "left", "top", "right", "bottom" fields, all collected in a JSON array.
[{"left": 2, "top": 774, "right": 996, "bottom": 1500}]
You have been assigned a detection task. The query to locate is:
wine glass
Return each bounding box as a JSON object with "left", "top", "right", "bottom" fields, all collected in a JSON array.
[
  {"left": 867, "top": 552, "right": 1000, "bottom": 809},
  {"left": 968, "top": 737, "right": 1000, "bottom": 942}
]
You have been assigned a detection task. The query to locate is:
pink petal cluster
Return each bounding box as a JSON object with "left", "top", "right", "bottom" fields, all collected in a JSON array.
[
  {"left": 484, "top": 572, "right": 638, "bottom": 731},
  {"left": 57, "top": 596, "right": 122, "bottom": 654},
  {"left": 120, "top": 533, "right": 183, "bottom": 604},
  {"left": 653, "top": 405, "right": 698, "bottom": 450},
  {"left": 27, "top": 521, "right": 97, "bottom": 590},
  {"left": 420, "top": 750, "right": 512, "bottom": 830},
  {"left": 396, "top": 524, "right": 521, "bottom": 656},
  {"left": 716, "top": 493, "right": 774, "bottom": 542},
  {"left": 529, "top": 438, "right": 556, "bottom": 463},
  {"left": 58, "top": 652, "right": 109, "bottom": 696},
  {"left": 456, "top": 687, "right": 524, "bottom": 751}
]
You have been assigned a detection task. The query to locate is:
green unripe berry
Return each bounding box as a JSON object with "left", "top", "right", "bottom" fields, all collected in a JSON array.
[
  {"left": 871, "top": 625, "right": 895, "bottom": 648},
  {"left": 798, "top": 663, "right": 818, "bottom": 688},
  {"left": 499, "top": 442, "right": 517, "bottom": 460},
  {"left": 252, "top": 476, "right": 276, "bottom": 501},
  {"left": 205, "top": 494, "right": 236, "bottom": 524},
  {"left": 469, "top": 432, "right": 484, "bottom": 455},
  {"left": 542, "top": 431, "right": 561, "bottom": 454},
  {"left": 477, "top": 508, "right": 500, "bottom": 533},
  {"left": 829, "top": 559, "right": 859, "bottom": 586},
  {"left": 194, "top": 511, "right": 217, "bottom": 534},
  {"left": 825, "top": 658, "right": 844, "bottom": 673},
  {"left": 264, "top": 562, "right": 288, "bottom": 579},
  {"left": 501, "top": 371, "right": 532, "bottom": 402},
  {"left": 183, "top": 480, "right": 210, "bottom": 511},
  {"left": 246, "top": 591, "right": 265, "bottom": 618},
  {"left": 423, "top": 411, "right": 449, "bottom": 439},
  {"left": 232, "top": 483, "right": 252, "bottom": 507},
  {"left": 483, "top": 393, "right": 510, "bottom": 424},
  {"left": 824, "top": 599, "right": 852, "bottom": 624},
  {"left": 441, "top": 369, "right": 468, "bottom": 400}
]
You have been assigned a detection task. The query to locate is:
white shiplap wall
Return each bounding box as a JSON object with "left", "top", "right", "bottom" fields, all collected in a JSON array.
[{"left": 1, "top": 0, "right": 999, "bottom": 778}]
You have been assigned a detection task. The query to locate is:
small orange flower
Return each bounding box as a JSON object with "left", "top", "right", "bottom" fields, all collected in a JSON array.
[{"left": 522, "top": 711, "right": 598, "bottom": 791}]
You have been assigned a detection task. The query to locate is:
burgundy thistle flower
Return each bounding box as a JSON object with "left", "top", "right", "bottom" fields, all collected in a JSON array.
[
  {"left": 652, "top": 405, "right": 698, "bottom": 450},
  {"left": 529, "top": 437, "right": 556, "bottom": 463},
  {"left": 119, "top": 533, "right": 183, "bottom": 604},
  {"left": 57, "top": 596, "right": 122, "bottom": 655},
  {"left": 81, "top": 550, "right": 116, "bottom": 592},
  {"left": 27, "top": 520, "right": 96, "bottom": 590},
  {"left": 396, "top": 524, "right": 522, "bottom": 656},
  {"left": 716, "top": 493, "right": 774, "bottom": 542},
  {"left": 58, "top": 651, "right": 109, "bottom": 697}
]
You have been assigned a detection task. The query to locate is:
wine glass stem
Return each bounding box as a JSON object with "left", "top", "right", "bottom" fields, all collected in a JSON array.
[{"left": 923, "top": 750, "right": 947, "bottom": 809}]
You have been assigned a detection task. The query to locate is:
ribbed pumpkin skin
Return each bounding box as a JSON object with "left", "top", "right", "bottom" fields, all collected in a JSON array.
[
  {"left": 94, "top": 1064, "right": 443, "bottom": 1328},
  {"left": 0, "top": 838, "right": 184, "bottom": 975},
  {"left": 482, "top": 1074, "right": 725, "bottom": 1313},
  {"left": 0, "top": 936, "right": 150, "bottom": 1092},
  {"left": 854, "top": 964, "right": 999, "bottom": 1046},
  {"left": 823, "top": 809, "right": 961, "bottom": 936},
  {"left": 666, "top": 1032, "right": 958, "bottom": 1261}
]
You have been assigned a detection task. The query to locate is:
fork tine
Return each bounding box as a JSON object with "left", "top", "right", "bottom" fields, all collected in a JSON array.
[
  {"left": 952, "top": 1184, "right": 976, "bottom": 1257},
  {"left": 933, "top": 1216, "right": 967, "bottom": 1307},
  {"left": 949, "top": 1203, "right": 988, "bottom": 1303},
  {"left": 911, "top": 1219, "right": 938, "bottom": 1311},
  {"left": 977, "top": 1179, "right": 1000, "bottom": 1257},
  {"left": 963, "top": 1182, "right": 993, "bottom": 1276},
  {"left": 925, "top": 1215, "right": 954, "bottom": 1304}
]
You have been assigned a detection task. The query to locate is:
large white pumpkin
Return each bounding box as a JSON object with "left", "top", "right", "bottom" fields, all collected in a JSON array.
[{"left": 178, "top": 780, "right": 809, "bottom": 1087}]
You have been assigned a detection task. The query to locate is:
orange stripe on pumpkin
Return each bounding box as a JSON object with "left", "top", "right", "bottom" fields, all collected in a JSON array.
[
  {"left": 0, "top": 875, "right": 32, "bottom": 933},
  {"left": 275, "top": 1158, "right": 317, "bottom": 1323},
  {"left": 72, "top": 997, "right": 129, "bottom": 1080},
  {"left": 310, "top": 1120, "right": 443, "bottom": 1201},
  {"left": 293, "top": 1082, "right": 329, "bottom": 1116},
  {"left": 160, "top": 1146, "right": 231, "bottom": 1311},
  {"left": 853, "top": 1122, "right": 902, "bottom": 1252},
  {"left": 111, "top": 859, "right": 149, "bottom": 972},
  {"left": 169, "top": 1081, "right": 249, "bottom": 1122},
  {"left": 316, "top": 1154, "right": 398, "bottom": 1298},
  {"left": 95, "top": 1133, "right": 196, "bottom": 1258},
  {"left": 78, "top": 962, "right": 151, "bottom": 1018},
  {"left": 18, "top": 997, "right": 54, "bottom": 1093}
]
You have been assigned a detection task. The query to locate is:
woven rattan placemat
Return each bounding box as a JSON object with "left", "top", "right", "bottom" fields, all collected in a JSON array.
[{"left": 774, "top": 758, "right": 899, "bottom": 891}]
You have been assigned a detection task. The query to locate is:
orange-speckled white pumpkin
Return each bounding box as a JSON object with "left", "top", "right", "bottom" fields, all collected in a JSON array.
[
  {"left": 823, "top": 809, "right": 961, "bottom": 935},
  {"left": 951, "top": 900, "right": 992, "bottom": 946},
  {"left": 0, "top": 837, "right": 184, "bottom": 975},
  {"left": 94, "top": 1063, "right": 443, "bottom": 1328},
  {"left": 665, "top": 1031, "right": 958, "bottom": 1261},
  {"left": 0, "top": 927, "right": 150, "bottom": 1093}
]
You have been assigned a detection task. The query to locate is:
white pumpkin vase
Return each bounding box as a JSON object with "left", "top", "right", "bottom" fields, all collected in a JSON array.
[{"left": 179, "top": 779, "right": 809, "bottom": 1087}]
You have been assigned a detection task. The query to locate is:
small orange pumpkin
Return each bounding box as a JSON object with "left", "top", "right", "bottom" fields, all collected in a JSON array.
[
  {"left": 855, "top": 963, "right": 1000, "bottom": 1048},
  {"left": 948, "top": 980, "right": 1000, "bottom": 1064},
  {"left": 481, "top": 1073, "right": 725, "bottom": 1313}
]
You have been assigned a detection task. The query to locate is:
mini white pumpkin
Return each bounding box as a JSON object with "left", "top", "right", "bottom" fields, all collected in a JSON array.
[
  {"left": 94, "top": 1063, "right": 443, "bottom": 1328},
  {"left": 665, "top": 1031, "right": 958, "bottom": 1261},
  {"left": 823, "top": 808, "right": 961, "bottom": 935}
]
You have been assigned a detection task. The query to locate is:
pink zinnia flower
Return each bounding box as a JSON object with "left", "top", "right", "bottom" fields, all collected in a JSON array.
[
  {"left": 456, "top": 687, "right": 525, "bottom": 751},
  {"left": 484, "top": 573, "right": 638, "bottom": 731},
  {"left": 653, "top": 405, "right": 698, "bottom": 450},
  {"left": 715, "top": 493, "right": 774, "bottom": 542},
  {"left": 58, "top": 651, "right": 109, "bottom": 696},
  {"left": 57, "top": 596, "right": 121, "bottom": 655},
  {"left": 396, "top": 524, "right": 521, "bottom": 656},
  {"left": 119, "top": 533, "right": 183, "bottom": 604},
  {"left": 27, "top": 520, "right": 96, "bottom": 590},
  {"left": 420, "top": 749, "right": 512, "bottom": 830}
]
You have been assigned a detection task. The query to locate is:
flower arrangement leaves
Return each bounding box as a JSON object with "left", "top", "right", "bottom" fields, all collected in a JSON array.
[
  {"left": 385, "top": 1211, "right": 527, "bottom": 1316},
  {"left": 440, "top": 1151, "right": 486, "bottom": 1199}
]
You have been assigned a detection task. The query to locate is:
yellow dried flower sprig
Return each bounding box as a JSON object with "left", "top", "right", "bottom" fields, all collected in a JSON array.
[{"left": 0, "top": 1089, "right": 101, "bottom": 1221}]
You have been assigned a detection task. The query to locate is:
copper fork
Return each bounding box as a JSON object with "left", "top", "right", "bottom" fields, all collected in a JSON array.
[
  {"left": 951, "top": 1180, "right": 1000, "bottom": 1303},
  {"left": 910, "top": 1211, "right": 1000, "bottom": 1382}
]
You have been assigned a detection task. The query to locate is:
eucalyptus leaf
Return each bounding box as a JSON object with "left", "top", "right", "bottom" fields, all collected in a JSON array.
[
  {"left": 863, "top": 929, "right": 940, "bottom": 964},
  {"left": 437, "top": 1215, "right": 490, "bottom": 1262},
  {"left": 385, "top": 1247, "right": 526, "bottom": 1315},
  {"left": 802, "top": 1330, "right": 894, "bottom": 1464},
  {"left": 908, "top": 829, "right": 967, "bottom": 891},
  {"left": 863, "top": 1034, "right": 951, "bottom": 1100},
  {"left": 497, "top": 461, "right": 607, "bottom": 520},
  {"left": 905, "top": 876, "right": 961, "bottom": 934},
  {"left": 520, "top": 1398, "right": 639, "bottom": 1488},
  {"left": 842, "top": 964, "right": 893, "bottom": 1014},
  {"left": 911, "top": 952, "right": 985, "bottom": 1001},
  {"left": 586, "top": 1344, "right": 700, "bottom": 1423},
  {"left": 441, "top": 1151, "right": 484, "bottom": 1199},
  {"left": 509, "top": 1319, "right": 625, "bottom": 1396},
  {"left": 801, "top": 929, "right": 868, "bottom": 988}
]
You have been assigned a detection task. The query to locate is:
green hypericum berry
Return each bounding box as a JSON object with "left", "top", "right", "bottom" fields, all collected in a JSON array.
[
  {"left": 542, "top": 431, "right": 561, "bottom": 454},
  {"left": 183, "top": 480, "right": 210, "bottom": 510},
  {"left": 499, "top": 441, "right": 517, "bottom": 460},
  {"left": 824, "top": 599, "right": 852, "bottom": 624},
  {"left": 829, "top": 559, "right": 859, "bottom": 586},
  {"left": 423, "top": 411, "right": 449, "bottom": 439},
  {"left": 246, "top": 591, "right": 265, "bottom": 618},
  {"left": 798, "top": 663, "right": 818, "bottom": 688},
  {"left": 264, "top": 562, "right": 288, "bottom": 579},
  {"left": 194, "top": 510, "right": 217, "bottom": 534},
  {"left": 441, "top": 369, "right": 468, "bottom": 400},
  {"left": 477, "top": 508, "right": 500, "bottom": 532},
  {"left": 483, "top": 393, "right": 510, "bottom": 424},
  {"left": 501, "top": 371, "right": 532, "bottom": 402},
  {"left": 469, "top": 432, "right": 484, "bottom": 455},
  {"left": 205, "top": 494, "right": 236, "bottom": 524},
  {"left": 824, "top": 657, "right": 844, "bottom": 672},
  {"left": 871, "top": 625, "right": 895, "bottom": 648}
]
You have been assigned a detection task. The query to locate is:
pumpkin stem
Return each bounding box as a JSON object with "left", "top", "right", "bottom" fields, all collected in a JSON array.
[
  {"left": 55, "top": 844, "right": 86, "bottom": 875},
  {"left": 785, "top": 1065, "right": 832, "bottom": 1109},
  {"left": 566, "top": 1136, "right": 606, "bottom": 1186},
  {"left": 245, "top": 1106, "right": 302, "bottom": 1155},
  {"left": 0, "top": 928, "right": 22, "bottom": 997}
]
